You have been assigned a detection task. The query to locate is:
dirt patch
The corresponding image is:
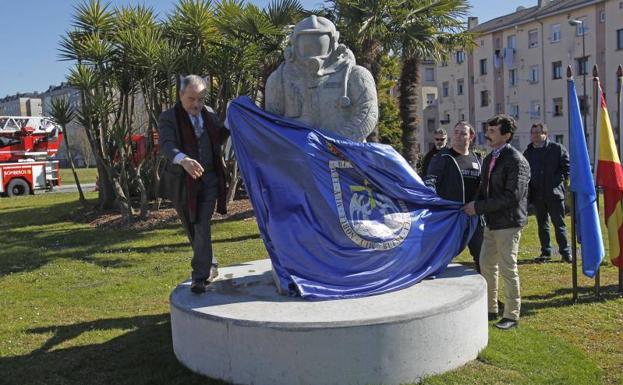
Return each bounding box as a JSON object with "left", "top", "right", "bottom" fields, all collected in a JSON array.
[{"left": 64, "top": 199, "right": 255, "bottom": 231}]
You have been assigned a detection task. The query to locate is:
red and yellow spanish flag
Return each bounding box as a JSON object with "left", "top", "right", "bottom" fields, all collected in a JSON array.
[{"left": 595, "top": 83, "right": 623, "bottom": 268}]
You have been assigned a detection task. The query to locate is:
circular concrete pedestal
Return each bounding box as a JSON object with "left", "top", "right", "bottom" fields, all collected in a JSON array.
[{"left": 170, "top": 259, "right": 488, "bottom": 385}]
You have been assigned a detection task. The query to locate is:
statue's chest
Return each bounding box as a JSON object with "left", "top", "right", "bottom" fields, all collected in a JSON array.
[{"left": 284, "top": 72, "right": 346, "bottom": 126}]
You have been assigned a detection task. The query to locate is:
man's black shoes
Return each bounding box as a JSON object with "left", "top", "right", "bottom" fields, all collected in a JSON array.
[
  {"left": 535, "top": 254, "right": 572, "bottom": 263},
  {"left": 190, "top": 279, "right": 206, "bottom": 294},
  {"left": 488, "top": 312, "right": 499, "bottom": 321},
  {"left": 495, "top": 318, "right": 518, "bottom": 330},
  {"left": 534, "top": 255, "right": 551, "bottom": 262}
]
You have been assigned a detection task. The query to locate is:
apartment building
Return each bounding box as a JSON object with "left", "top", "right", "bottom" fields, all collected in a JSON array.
[
  {"left": 419, "top": 61, "right": 441, "bottom": 151},
  {"left": 437, "top": 0, "right": 623, "bottom": 157},
  {"left": 0, "top": 94, "right": 43, "bottom": 116}
]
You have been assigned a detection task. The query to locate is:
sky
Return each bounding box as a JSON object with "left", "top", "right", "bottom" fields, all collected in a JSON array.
[{"left": 0, "top": 0, "right": 535, "bottom": 97}]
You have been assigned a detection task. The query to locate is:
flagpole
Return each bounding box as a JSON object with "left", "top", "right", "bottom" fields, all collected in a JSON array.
[
  {"left": 618, "top": 64, "right": 623, "bottom": 295},
  {"left": 567, "top": 65, "right": 579, "bottom": 302},
  {"left": 592, "top": 65, "right": 601, "bottom": 299}
]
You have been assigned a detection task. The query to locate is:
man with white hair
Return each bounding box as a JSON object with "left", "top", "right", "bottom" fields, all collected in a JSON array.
[{"left": 158, "top": 74, "right": 228, "bottom": 294}]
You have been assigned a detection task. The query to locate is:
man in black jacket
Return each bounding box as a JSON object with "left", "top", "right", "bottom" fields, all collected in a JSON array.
[
  {"left": 419, "top": 128, "right": 448, "bottom": 176},
  {"left": 424, "top": 121, "right": 483, "bottom": 272},
  {"left": 158, "top": 75, "right": 228, "bottom": 294},
  {"left": 524, "top": 123, "right": 571, "bottom": 263},
  {"left": 464, "top": 115, "right": 530, "bottom": 330}
]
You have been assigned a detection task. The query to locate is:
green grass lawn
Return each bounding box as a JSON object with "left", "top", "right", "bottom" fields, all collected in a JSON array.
[
  {"left": 59, "top": 167, "right": 99, "bottom": 185},
  {"left": 0, "top": 193, "right": 621, "bottom": 385}
]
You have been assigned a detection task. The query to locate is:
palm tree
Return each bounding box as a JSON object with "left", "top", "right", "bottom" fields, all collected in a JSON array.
[
  {"left": 59, "top": 0, "right": 119, "bottom": 210},
  {"left": 326, "top": 0, "right": 397, "bottom": 83},
  {"left": 49, "top": 98, "right": 88, "bottom": 207},
  {"left": 394, "top": 0, "right": 473, "bottom": 165}
]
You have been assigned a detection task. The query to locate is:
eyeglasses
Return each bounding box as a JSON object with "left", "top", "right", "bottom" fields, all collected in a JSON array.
[{"left": 434, "top": 138, "right": 446, "bottom": 142}]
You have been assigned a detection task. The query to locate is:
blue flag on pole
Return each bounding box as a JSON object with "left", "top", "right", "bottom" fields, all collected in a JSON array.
[
  {"left": 228, "top": 96, "right": 477, "bottom": 299},
  {"left": 568, "top": 79, "right": 604, "bottom": 278}
]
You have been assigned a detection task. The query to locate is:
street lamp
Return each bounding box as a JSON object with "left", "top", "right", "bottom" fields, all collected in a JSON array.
[{"left": 569, "top": 19, "right": 588, "bottom": 145}]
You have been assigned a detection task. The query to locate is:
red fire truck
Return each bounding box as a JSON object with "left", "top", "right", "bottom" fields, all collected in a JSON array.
[{"left": 0, "top": 116, "right": 63, "bottom": 197}]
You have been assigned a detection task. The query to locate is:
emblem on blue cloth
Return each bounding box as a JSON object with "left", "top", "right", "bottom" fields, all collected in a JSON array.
[{"left": 330, "top": 160, "right": 411, "bottom": 249}]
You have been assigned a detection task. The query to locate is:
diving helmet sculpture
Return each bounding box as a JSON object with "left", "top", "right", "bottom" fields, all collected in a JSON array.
[{"left": 265, "top": 15, "right": 378, "bottom": 142}]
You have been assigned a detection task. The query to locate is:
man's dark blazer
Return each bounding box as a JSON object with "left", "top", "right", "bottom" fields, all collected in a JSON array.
[{"left": 157, "top": 104, "right": 228, "bottom": 214}]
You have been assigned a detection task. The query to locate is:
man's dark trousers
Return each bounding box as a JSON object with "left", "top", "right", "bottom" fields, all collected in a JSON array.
[
  {"left": 534, "top": 198, "right": 569, "bottom": 258},
  {"left": 468, "top": 219, "right": 484, "bottom": 272},
  {"left": 176, "top": 180, "right": 218, "bottom": 281}
]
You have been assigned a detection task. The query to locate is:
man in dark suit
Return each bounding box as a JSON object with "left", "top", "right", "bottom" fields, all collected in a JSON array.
[
  {"left": 158, "top": 75, "right": 228, "bottom": 294},
  {"left": 523, "top": 123, "right": 571, "bottom": 263}
]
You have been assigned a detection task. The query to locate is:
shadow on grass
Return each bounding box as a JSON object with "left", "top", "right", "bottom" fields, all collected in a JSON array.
[
  {"left": 521, "top": 284, "right": 622, "bottom": 316},
  {"left": 2, "top": 314, "right": 226, "bottom": 385},
  {"left": 213, "top": 234, "right": 260, "bottom": 243},
  {"left": 213, "top": 209, "right": 255, "bottom": 223},
  {"left": 0, "top": 200, "right": 185, "bottom": 277}
]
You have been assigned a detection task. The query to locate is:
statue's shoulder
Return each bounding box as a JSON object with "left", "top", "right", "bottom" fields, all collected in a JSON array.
[
  {"left": 266, "top": 63, "right": 286, "bottom": 85},
  {"left": 348, "top": 64, "right": 376, "bottom": 89},
  {"left": 350, "top": 64, "right": 373, "bottom": 78}
]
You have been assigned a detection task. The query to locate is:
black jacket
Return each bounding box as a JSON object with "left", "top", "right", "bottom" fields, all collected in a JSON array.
[
  {"left": 523, "top": 139, "right": 569, "bottom": 202},
  {"left": 420, "top": 146, "right": 446, "bottom": 176},
  {"left": 475, "top": 145, "right": 530, "bottom": 230},
  {"left": 424, "top": 148, "right": 482, "bottom": 203}
]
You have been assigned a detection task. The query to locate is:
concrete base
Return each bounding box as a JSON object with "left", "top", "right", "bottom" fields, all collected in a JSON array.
[{"left": 170, "top": 259, "right": 488, "bottom": 385}]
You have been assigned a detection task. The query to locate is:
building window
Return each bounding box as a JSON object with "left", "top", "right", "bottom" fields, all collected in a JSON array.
[
  {"left": 552, "top": 61, "right": 562, "bottom": 79},
  {"left": 553, "top": 97, "right": 563, "bottom": 116},
  {"left": 425, "top": 67, "right": 435, "bottom": 81},
  {"left": 456, "top": 50, "right": 465, "bottom": 64},
  {"left": 458, "top": 110, "right": 465, "bottom": 121},
  {"left": 579, "top": 95, "right": 590, "bottom": 115},
  {"left": 528, "top": 29, "right": 539, "bottom": 48},
  {"left": 600, "top": 10, "right": 606, "bottom": 23},
  {"left": 555, "top": 134, "right": 564, "bottom": 143},
  {"left": 440, "top": 61, "right": 448, "bottom": 67},
  {"left": 481, "top": 90, "right": 489, "bottom": 107},
  {"left": 530, "top": 100, "right": 541, "bottom": 118},
  {"left": 442, "top": 82, "right": 449, "bottom": 97},
  {"left": 550, "top": 24, "right": 561, "bottom": 42},
  {"left": 426, "top": 93, "right": 436, "bottom": 106},
  {"left": 427, "top": 119, "right": 436, "bottom": 132},
  {"left": 496, "top": 103, "right": 503, "bottom": 114},
  {"left": 509, "top": 69, "right": 517, "bottom": 86},
  {"left": 575, "top": 17, "right": 587, "bottom": 36},
  {"left": 509, "top": 103, "right": 519, "bottom": 119},
  {"left": 480, "top": 59, "right": 487, "bottom": 75},
  {"left": 529, "top": 66, "right": 539, "bottom": 84},
  {"left": 457, "top": 79, "right": 464, "bottom": 95},
  {"left": 618, "top": 29, "right": 623, "bottom": 50},
  {"left": 576, "top": 56, "right": 589, "bottom": 75},
  {"left": 507, "top": 35, "right": 516, "bottom": 50}
]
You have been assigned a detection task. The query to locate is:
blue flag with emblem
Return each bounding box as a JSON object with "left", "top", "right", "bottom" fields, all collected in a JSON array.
[
  {"left": 228, "top": 96, "right": 477, "bottom": 299},
  {"left": 567, "top": 78, "right": 604, "bottom": 277}
]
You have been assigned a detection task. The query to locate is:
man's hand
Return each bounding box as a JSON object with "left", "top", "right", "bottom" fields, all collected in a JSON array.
[
  {"left": 180, "top": 157, "right": 204, "bottom": 179},
  {"left": 463, "top": 201, "right": 477, "bottom": 216}
]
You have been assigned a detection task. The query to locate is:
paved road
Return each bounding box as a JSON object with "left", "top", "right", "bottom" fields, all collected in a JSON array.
[{"left": 49, "top": 183, "right": 96, "bottom": 194}]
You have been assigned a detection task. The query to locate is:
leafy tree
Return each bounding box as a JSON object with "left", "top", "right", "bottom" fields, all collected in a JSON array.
[
  {"left": 394, "top": 0, "right": 473, "bottom": 165},
  {"left": 49, "top": 97, "right": 88, "bottom": 207}
]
